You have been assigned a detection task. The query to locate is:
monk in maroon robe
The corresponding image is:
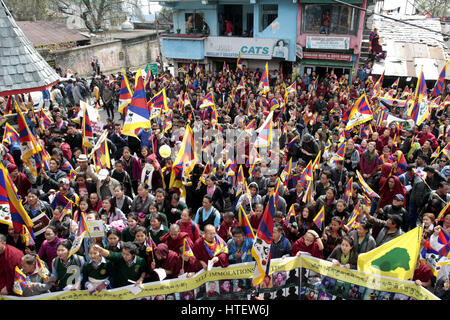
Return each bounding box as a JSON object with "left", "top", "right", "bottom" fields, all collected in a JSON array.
[
  {"left": 147, "top": 243, "right": 181, "bottom": 280},
  {"left": 192, "top": 224, "right": 229, "bottom": 269},
  {"left": 159, "top": 224, "right": 194, "bottom": 256},
  {"left": 0, "top": 236, "right": 24, "bottom": 295}
]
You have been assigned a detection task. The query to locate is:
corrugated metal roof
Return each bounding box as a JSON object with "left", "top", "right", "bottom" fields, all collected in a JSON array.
[
  {"left": 16, "top": 20, "right": 88, "bottom": 47},
  {"left": 371, "top": 16, "right": 450, "bottom": 80},
  {"left": 0, "top": 0, "right": 60, "bottom": 96}
]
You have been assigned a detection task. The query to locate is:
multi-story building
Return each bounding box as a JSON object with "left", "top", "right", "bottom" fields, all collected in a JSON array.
[
  {"left": 295, "top": 0, "right": 374, "bottom": 81},
  {"left": 159, "top": 0, "right": 298, "bottom": 76}
]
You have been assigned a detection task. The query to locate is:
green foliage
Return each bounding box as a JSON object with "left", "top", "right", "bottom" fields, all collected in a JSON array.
[{"left": 3, "top": 0, "right": 50, "bottom": 21}]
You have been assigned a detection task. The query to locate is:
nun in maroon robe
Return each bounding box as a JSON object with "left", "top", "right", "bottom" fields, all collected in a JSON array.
[{"left": 147, "top": 243, "right": 181, "bottom": 281}]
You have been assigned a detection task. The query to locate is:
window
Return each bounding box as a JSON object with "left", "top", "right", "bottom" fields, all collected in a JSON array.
[
  {"left": 185, "top": 12, "right": 207, "bottom": 33},
  {"left": 302, "top": 4, "right": 357, "bottom": 35},
  {"left": 260, "top": 4, "right": 278, "bottom": 32}
]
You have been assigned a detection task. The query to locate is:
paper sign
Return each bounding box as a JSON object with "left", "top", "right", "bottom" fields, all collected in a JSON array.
[
  {"left": 86, "top": 220, "right": 104, "bottom": 238},
  {"left": 31, "top": 213, "right": 50, "bottom": 236},
  {"left": 154, "top": 268, "right": 167, "bottom": 281}
]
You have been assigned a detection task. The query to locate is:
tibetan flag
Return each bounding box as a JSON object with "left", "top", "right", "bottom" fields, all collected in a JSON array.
[
  {"left": 178, "top": 65, "right": 188, "bottom": 74},
  {"left": 436, "top": 201, "right": 450, "bottom": 222},
  {"left": 251, "top": 181, "right": 279, "bottom": 286},
  {"left": 169, "top": 125, "right": 198, "bottom": 199},
  {"left": 303, "top": 160, "right": 313, "bottom": 181},
  {"left": 372, "top": 72, "right": 384, "bottom": 97},
  {"left": 391, "top": 77, "right": 399, "bottom": 89},
  {"left": 16, "top": 103, "right": 41, "bottom": 177},
  {"left": 2, "top": 122, "right": 19, "bottom": 144},
  {"left": 434, "top": 228, "right": 450, "bottom": 258},
  {"left": 254, "top": 110, "right": 274, "bottom": 148},
  {"left": 146, "top": 234, "right": 156, "bottom": 253},
  {"left": 149, "top": 88, "right": 169, "bottom": 116},
  {"left": 0, "top": 162, "right": 12, "bottom": 227},
  {"left": 144, "top": 64, "right": 153, "bottom": 88},
  {"left": 343, "top": 177, "right": 353, "bottom": 206},
  {"left": 356, "top": 170, "right": 380, "bottom": 198},
  {"left": 431, "top": 146, "right": 441, "bottom": 159},
  {"left": 313, "top": 206, "right": 325, "bottom": 230},
  {"left": 0, "top": 162, "right": 33, "bottom": 234},
  {"left": 237, "top": 78, "right": 246, "bottom": 91},
  {"left": 408, "top": 67, "right": 429, "bottom": 126},
  {"left": 65, "top": 69, "right": 73, "bottom": 78},
  {"left": 58, "top": 202, "right": 73, "bottom": 222},
  {"left": 182, "top": 237, "right": 194, "bottom": 257},
  {"left": 238, "top": 205, "right": 255, "bottom": 240},
  {"left": 284, "top": 204, "right": 296, "bottom": 228},
  {"left": 122, "top": 69, "right": 151, "bottom": 137},
  {"left": 235, "top": 165, "right": 245, "bottom": 196},
  {"left": 302, "top": 180, "right": 313, "bottom": 204},
  {"left": 346, "top": 201, "right": 361, "bottom": 229},
  {"left": 357, "top": 226, "right": 423, "bottom": 280},
  {"left": 245, "top": 119, "right": 257, "bottom": 132},
  {"left": 199, "top": 163, "right": 212, "bottom": 185},
  {"left": 236, "top": 51, "right": 244, "bottom": 76},
  {"left": 286, "top": 82, "right": 296, "bottom": 95},
  {"left": 280, "top": 158, "right": 292, "bottom": 187},
  {"left": 39, "top": 109, "right": 53, "bottom": 129},
  {"left": 257, "top": 62, "right": 270, "bottom": 95},
  {"left": 183, "top": 92, "right": 192, "bottom": 107},
  {"left": 331, "top": 139, "right": 346, "bottom": 161},
  {"left": 13, "top": 266, "right": 30, "bottom": 296},
  {"left": 36, "top": 255, "right": 49, "bottom": 279},
  {"left": 311, "top": 150, "right": 322, "bottom": 172},
  {"left": 68, "top": 212, "right": 89, "bottom": 258},
  {"left": 199, "top": 92, "right": 215, "bottom": 109},
  {"left": 68, "top": 169, "right": 77, "bottom": 182},
  {"left": 201, "top": 136, "right": 212, "bottom": 152},
  {"left": 225, "top": 159, "right": 237, "bottom": 178},
  {"left": 92, "top": 131, "right": 111, "bottom": 170},
  {"left": 432, "top": 60, "right": 448, "bottom": 98},
  {"left": 118, "top": 70, "right": 133, "bottom": 114},
  {"left": 210, "top": 104, "right": 218, "bottom": 127},
  {"left": 81, "top": 102, "right": 95, "bottom": 151},
  {"left": 346, "top": 93, "right": 373, "bottom": 129},
  {"left": 442, "top": 142, "right": 450, "bottom": 159},
  {"left": 21, "top": 225, "right": 35, "bottom": 247}
]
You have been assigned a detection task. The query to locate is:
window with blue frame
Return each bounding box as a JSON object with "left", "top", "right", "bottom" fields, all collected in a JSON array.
[
  {"left": 260, "top": 4, "right": 278, "bottom": 32},
  {"left": 302, "top": 4, "right": 358, "bottom": 35}
]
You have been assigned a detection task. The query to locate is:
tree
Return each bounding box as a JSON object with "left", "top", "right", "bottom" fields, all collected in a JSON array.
[
  {"left": 414, "top": 0, "right": 449, "bottom": 17},
  {"left": 47, "top": 0, "right": 127, "bottom": 32},
  {"left": 3, "top": 0, "right": 50, "bottom": 21},
  {"left": 157, "top": 6, "right": 173, "bottom": 25}
]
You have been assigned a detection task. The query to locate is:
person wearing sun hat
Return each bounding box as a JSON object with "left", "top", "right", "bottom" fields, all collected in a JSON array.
[
  {"left": 95, "top": 169, "right": 121, "bottom": 201},
  {"left": 75, "top": 153, "right": 98, "bottom": 182}
]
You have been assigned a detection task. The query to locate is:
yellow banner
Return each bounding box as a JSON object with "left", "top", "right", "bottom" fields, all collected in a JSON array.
[{"left": 0, "top": 256, "right": 437, "bottom": 300}]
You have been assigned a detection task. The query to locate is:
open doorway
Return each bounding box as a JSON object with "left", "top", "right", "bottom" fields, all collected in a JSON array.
[{"left": 218, "top": 5, "right": 243, "bottom": 36}]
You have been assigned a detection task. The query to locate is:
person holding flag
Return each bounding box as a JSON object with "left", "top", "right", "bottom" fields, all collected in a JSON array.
[
  {"left": 0, "top": 233, "right": 24, "bottom": 295},
  {"left": 14, "top": 254, "right": 53, "bottom": 296}
]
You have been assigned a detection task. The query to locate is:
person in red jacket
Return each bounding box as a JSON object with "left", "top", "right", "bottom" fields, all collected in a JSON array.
[
  {"left": 192, "top": 224, "right": 229, "bottom": 269},
  {"left": 159, "top": 223, "right": 194, "bottom": 255},
  {"left": 52, "top": 136, "right": 72, "bottom": 162},
  {"left": 217, "top": 211, "right": 239, "bottom": 243},
  {"left": 0, "top": 234, "right": 24, "bottom": 295},
  {"left": 418, "top": 124, "right": 439, "bottom": 149},
  {"left": 7, "top": 164, "right": 32, "bottom": 199}
]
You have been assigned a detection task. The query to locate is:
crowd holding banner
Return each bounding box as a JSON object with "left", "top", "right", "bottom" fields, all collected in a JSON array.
[{"left": 0, "top": 54, "right": 449, "bottom": 300}]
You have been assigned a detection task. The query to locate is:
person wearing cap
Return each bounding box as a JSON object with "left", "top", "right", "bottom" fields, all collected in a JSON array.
[
  {"left": 7, "top": 163, "right": 32, "bottom": 199},
  {"left": 261, "top": 181, "right": 287, "bottom": 216},
  {"left": 95, "top": 169, "right": 121, "bottom": 201},
  {"left": 75, "top": 153, "right": 98, "bottom": 183},
  {"left": 235, "top": 182, "right": 262, "bottom": 216},
  {"left": 377, "top": 194, "right": 409, "bottom": 232},
  {"left": 50, "top": 178, "right": 79, "bottom": 209},
  {"left": 364, "top": 210, "right": 404, "bottom": 247},
  {"left": 247, "top": 167, "right": 268, "bottom": 197}
]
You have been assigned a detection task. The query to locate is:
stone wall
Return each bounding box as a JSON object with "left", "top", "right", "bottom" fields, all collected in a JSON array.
[{"left": 39, "top": 33, "right": 160, "bottom": 77}]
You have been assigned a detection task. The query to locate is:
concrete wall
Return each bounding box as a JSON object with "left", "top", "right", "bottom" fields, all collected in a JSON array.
[
  {"left": 40, "top": 34, "right": 160, "bottom": 76},
  {"left": 161, "top": 38, "right": 205, "bottom": 60}
]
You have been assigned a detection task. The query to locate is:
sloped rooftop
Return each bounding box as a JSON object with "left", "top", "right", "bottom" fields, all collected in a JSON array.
[
  {"left": 371, "top": 15, "right": 450, "bottom": 80},
  {"left": 16, "top": 20, "right": 89, "bottom": 47},
  {"left": 0, "top": 0, "right": 60, "bottom": 96}
]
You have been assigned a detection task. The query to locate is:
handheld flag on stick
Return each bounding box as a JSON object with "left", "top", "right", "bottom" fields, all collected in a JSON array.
[
  {"left": 408, "top": 67, "right": 429, "bottom": 126},
  {"left": 238, "top": 205, "right": 255, "bottom": 240},
  {"left": 313, "top": 206, "right": 325, "bottom": 230},
  {"left": 343, "top": 177, "right": 353, "bottom": 206},
  {"left": 13, "top": 266, "right": 30, "bottom": 296},
  {"left": 345, "top": 93, "right": 373, "bottom": 130},
  {"left": 257, "top": 62, "right": 270, "bottom": 95},
  {"left": 431, "top": 60, "right": 448, "bottom": 98},
  {"left": 182, "top": 237, "right": 194, "bottom": 256},
  {"left": 356, "top": 170, "right": 380, "bottom": 198},
  {"left": 345, "top": 201, "right": 361, "bottom": 229},
  {"left": 58, "top": 202, "right": 73, "bottom": 222},
  {"left": 254, "top": 111, "right": 274, "bottom": 148},
  {"left": 357, "top": 226, "right": 423, "bottom": 280},
  {"left": 81, "top": 102, "right": 95, "bottom": 152},
  {"left": 118, "top": 70, "right": 133, "bottom": 114},
  {"left": 251, "top": 181, "right": 279, "bottom": 286},
  {"left": 2, "top": 122, "right": 19, "bottom": 144},
  {"left": 437, "top": 201, "right": 450, "bottom": 222},
  {"left": 146, "top": 234, "right": 157, "bottom": 253},
  {"left": 68, "top": 212, "right": 89, "bottom": 258},
  {"left": 21, "top": 225, "right": 35, "bottom": 247},
  {"left": 122, "top": 69, "right": 151, "bottom": 137},
  {"left": 36, "top": 255, "right": 49, "bottom": 279}
]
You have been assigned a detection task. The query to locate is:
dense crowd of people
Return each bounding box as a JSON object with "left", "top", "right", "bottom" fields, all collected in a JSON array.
[{"left": 0, "top": 60, "right": 449, "bottom": 300}]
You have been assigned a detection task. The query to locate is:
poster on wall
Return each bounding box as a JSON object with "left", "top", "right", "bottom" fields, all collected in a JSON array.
[
  {"left": 204, "top": 37, "right": 290, "bottom": 60},
  {"left": 306, "top": 36, "right": 350, "bottom": 50}
]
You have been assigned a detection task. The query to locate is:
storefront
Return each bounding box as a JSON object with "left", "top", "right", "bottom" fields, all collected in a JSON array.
[{"left": 296, "top": 51, "right": 356, "bottom": 81}]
